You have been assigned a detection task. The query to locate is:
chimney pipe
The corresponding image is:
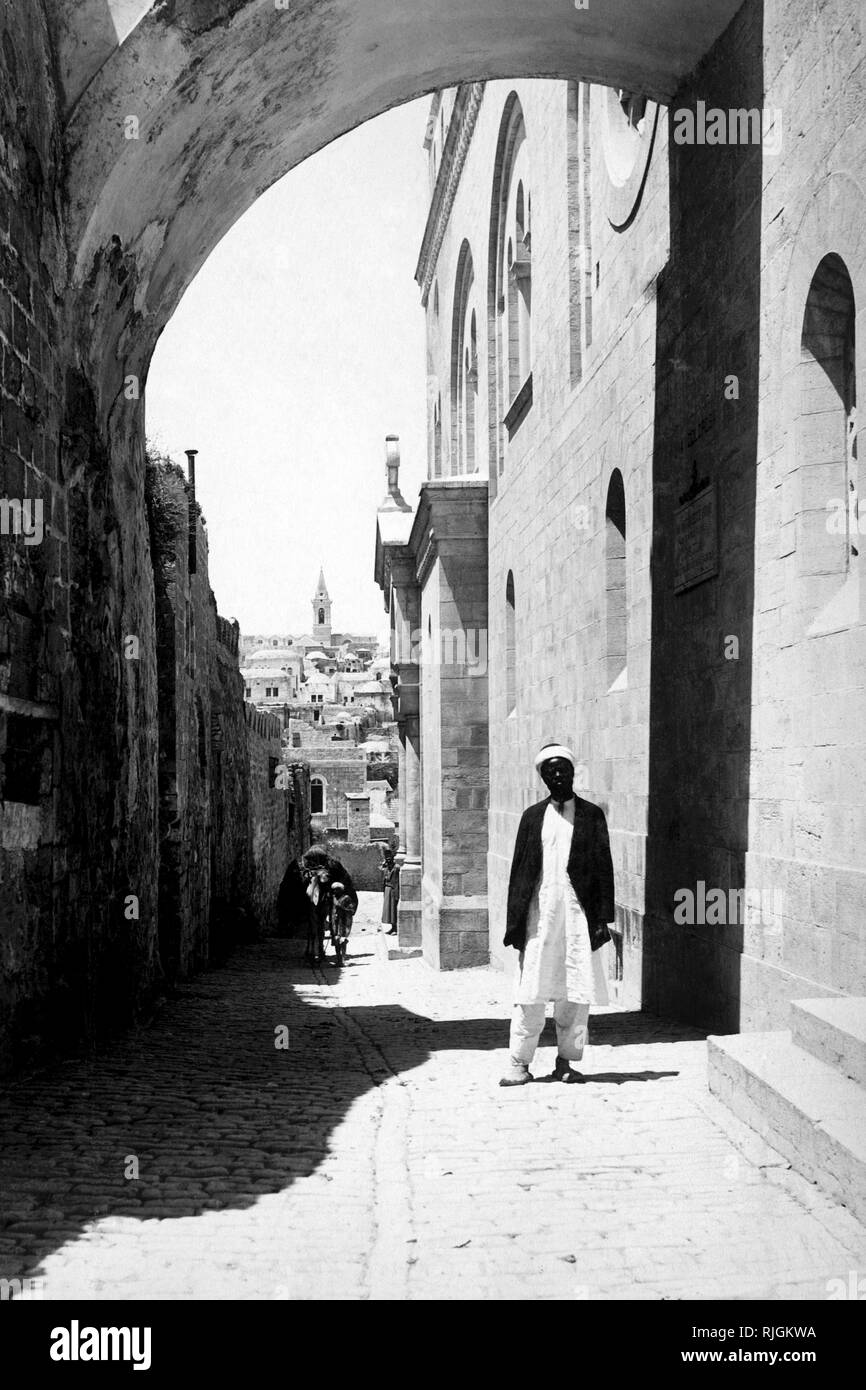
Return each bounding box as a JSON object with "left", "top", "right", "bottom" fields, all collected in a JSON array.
[{"left": 385, "top": 435, "right": 400, "bottom": 496}]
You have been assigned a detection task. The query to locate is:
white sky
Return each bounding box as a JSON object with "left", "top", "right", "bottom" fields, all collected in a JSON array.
[{"left": 146, "top": 98, "right": 431, "bottom": 642}]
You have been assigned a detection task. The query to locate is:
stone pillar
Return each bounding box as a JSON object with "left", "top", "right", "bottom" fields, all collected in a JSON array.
[
  {"left": 393, "top": 670, "right": 408, "bottom": 862},
  {"left": 345, "top": 792, "right": 370, "bottom": 845},
  {"left": 373, "top": 435, "right": 422, "bottom": 948},
  {"left": 410, "top": 479, "right": 489, "bottom": 970},
  {"left": 396, "top": 701, "right": 422, "bottom": 949}
]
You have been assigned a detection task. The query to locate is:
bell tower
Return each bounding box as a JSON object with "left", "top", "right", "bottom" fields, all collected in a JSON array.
[{"left": 312, "top": 567, "right": 332, "bottom": 645}]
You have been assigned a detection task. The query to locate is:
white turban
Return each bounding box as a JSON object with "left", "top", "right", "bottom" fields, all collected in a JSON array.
[{"left": 534, "top": 743, "right": 575, "bottom": 770}]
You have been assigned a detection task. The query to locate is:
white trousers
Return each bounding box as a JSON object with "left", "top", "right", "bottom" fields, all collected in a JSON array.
[{"left": 509, "top": 1000, "right": 590, "bottom": 1065}]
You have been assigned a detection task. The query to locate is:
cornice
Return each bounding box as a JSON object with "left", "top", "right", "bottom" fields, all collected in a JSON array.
[
  {"left": 414, "top": 83, "right": 485, "bottom": 307},
  {"left": 408, "top": 478, "right": 489, "bottom": 585}
]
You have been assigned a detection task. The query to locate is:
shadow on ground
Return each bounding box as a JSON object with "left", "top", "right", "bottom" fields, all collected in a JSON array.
[
  {"left": 0, "top": 936, "right": 700, "bottom": 1292},
  {"left": 589, "top": 1012, "right": 709, "bottom": 1046}
]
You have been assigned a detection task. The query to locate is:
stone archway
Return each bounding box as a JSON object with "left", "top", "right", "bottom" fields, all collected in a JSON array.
[
  {"left": 57, "top": 0, "right": 741, "bottom": 391},
  {"left": 1, "top": 0, "right": 741, "bottom": 1063}
]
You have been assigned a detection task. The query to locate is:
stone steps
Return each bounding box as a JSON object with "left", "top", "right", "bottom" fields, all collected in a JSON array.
[
  {"left": 791, "top": 997, "right": 866, "bottom": 1087},
  {"left": 707, "top": 1018, "right": 866, "bottom": 1226},
  {"left": 375, "top": 933, "right": 422, "bottom": 963}
]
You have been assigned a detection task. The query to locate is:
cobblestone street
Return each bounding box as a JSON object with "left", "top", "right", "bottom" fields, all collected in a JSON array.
[{"left": 1, "top": 894, "right": 864, "bottom": 1301}]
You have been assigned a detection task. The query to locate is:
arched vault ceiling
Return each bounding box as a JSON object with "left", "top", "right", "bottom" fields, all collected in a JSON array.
[{"left": 47, "top": 0, "right": 742, "bottom": 365}]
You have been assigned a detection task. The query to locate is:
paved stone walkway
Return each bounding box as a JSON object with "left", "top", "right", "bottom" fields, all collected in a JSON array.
[{"left": 1, "top": 893, "right": 864, "bottom": 1300}]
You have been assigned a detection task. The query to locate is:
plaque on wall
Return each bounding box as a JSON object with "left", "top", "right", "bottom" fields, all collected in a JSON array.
[{"left": 674, "top": 481, "right": 718, "bottom": 593}]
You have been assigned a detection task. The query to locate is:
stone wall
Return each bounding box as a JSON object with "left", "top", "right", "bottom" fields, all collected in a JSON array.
[
  {"left": 308, "top": 753, "right": 368, "bottom": 835},
  {"left": 427, "top": 0, "right": 866, "bottom": 1029},
  {"left": 209, "top": 615, "right": 257, "bottom": 957},
  {"left": 2, "top": 0, "right": 863, "bottom": 1068},
  {"left": 0, "top": 6, "right": 65, "bottom": 1069},
  {"left": 641, "top": 2, "right": 763, "bottom": 1030},
  {"left": 740, "top": 0, "right": 866, "bottom": 1028},
  {"left": 149, "top": 461, "right": 210, "bottom": 981},
  {"left": 431, "top": 78, "right": 665, "bottom": 999},
  {"left": 345, "top": 792, "right": 371, "bottom": 844},
  {"left": 0, "top": 6, "right": 161, "bottom": 1068},
  {"left": 318, "top": 839, "right": 386, "bottom": 892},
  {"left": 415, "top": 482, "right": 489, "bottom": 970},
  {"left": 148, "top": 457, "right": 311, "bottom": 976},
  {"left": 244, "top": 705, "right": 305, "bottom": 938},
  {"left": 643, "top": 0, "right": 866, "bottom": 1030}
]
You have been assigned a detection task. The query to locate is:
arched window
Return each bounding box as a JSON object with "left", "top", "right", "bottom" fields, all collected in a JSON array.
[
  {"left": 467, "top": 311, "right": 478, "bottom": 469},
  {"left": 488, "top": 95, "right": 532, "bottom": 473},
  {"left": 318, "top": 607, "right": 325, "bottom": 625},
  {"left": 505, "top": 570, "right": 516, "bottom": 715},
  {"left": 451, "top": 242, "right": 479, "bottom": 475},
  {"left": 310, "top": 777, "right": 325, "bottom": 815},
  {"left": 798, "top": 254, "right": 857, "bottom": 622},
  {"left": 505, "top": 174, "right": 532, "bottom": 404},
  {"left": 605, "top": 470, "right": 627, "bottom": 688}
]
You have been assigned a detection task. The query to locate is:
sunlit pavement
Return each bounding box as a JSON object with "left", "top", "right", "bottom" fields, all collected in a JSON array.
[{"left": 1, "top": 893, "right": 864, "bottom": 1301}]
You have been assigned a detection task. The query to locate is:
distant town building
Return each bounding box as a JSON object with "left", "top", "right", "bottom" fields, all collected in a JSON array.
[
  {"left": 239, "top": 571, "right": 400, "bottom": 836},
  {"left": 311, "top": 567, "right": 332, "bottom": 646},
  {"left": 242, "top": 644, "right": 304, "bottom": 710}
]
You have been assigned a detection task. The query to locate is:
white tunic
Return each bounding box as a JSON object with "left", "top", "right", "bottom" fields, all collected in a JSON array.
[{"left": 514, "top": 798, "right": 610, "bottom": 1006}]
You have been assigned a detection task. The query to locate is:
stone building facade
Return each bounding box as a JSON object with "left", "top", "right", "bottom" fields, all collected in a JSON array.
[
  {"left": 242, "top": 645, "right": 304, "bottom": 710},
  {"left": 378, "top": 14, "right": 866, "bottom": 1033},
  {"left": 1, "top": 0, "right": 864, "bottom": 1072}
]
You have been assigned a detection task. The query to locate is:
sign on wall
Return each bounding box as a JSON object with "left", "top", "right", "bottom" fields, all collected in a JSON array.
[{"left": 674, "top": 481, "right": 718, "bottom": 593}]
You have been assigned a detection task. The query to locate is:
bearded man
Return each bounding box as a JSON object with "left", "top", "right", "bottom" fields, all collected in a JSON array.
[{"left": 500, "top": 743, "right": 615, "bottom": 1087}]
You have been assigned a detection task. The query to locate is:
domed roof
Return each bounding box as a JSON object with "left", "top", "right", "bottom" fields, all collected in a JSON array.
[{"left": 248, "top": 644, "right": 299, "bottom": 662}]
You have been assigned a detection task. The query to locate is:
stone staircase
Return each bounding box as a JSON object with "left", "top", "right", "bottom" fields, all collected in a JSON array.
[{"left": 708, "top": 997, "right": 866, "bottom": 1225}]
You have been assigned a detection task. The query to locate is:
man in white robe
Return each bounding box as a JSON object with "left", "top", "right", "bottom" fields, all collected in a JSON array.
[{"left": 500, "top": 744, "right": 615, "bottom": 1086}]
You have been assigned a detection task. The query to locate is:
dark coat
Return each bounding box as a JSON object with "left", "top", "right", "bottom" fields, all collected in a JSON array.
[
  {"left": 322, "top": 860, "right": 359, "bottom": 914},
  {"left": 504, "top": 794, "right": 615, "bottom": 953},
  {"left": 277, "top": 860, "right": 309, "bottom": 937},
  {"left": 300, "top": 852, "right": 359, "bottom": 915},
  {"left": 381, "top": 862, "right": 399, "bottom": 926}
]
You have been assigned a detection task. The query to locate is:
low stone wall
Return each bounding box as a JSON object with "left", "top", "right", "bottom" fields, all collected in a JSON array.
[
  {"left": 245, "top": 706, "right": 301, "bottom": 937},
  {"left": 317, "top": 838, "right": 389, "bottom": 893}
]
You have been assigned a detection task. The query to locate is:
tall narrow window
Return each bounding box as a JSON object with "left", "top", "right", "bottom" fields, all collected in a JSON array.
[
  {"left": 310, "top": 777, "right": 325, "bottom": 814},
  {"left": 451, "top": 242, "right": 479, "bottom": 475},
  {"left": 799, "top": 254, "right": 857, "bottom": 623},
  {"left": 514, "top": 182, "right": 531, "bottom": 380},
  {"left": 488, "top": 95, "right": 532, "bottom": 471},
  {"left": 466, "top": 311, "right": 478, "bottom": 471},
  {"left": 505, "top": 570, "right": 517, "bottom": 715},
  {"left": 605, "top": 470, "right": 627, "bottom": 688}
]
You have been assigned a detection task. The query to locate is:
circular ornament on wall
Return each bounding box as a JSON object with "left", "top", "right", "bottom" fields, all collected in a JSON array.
[{"left": 599, "top": 87, "right": 660, "bottom": 232}]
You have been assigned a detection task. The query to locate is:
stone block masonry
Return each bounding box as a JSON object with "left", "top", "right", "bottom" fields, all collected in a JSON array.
[
  {"left": 0, "top": 7, "right": 161, "bottom": 1071},
  {"left": 148, "top": 456, "right": 311, "bottom": 984},
  {"left": 422, "top": 0, "right": 866, "bottom": 1029},
  {"left": 2, "top": 0, "right": 864, "bottom": 1073}
]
